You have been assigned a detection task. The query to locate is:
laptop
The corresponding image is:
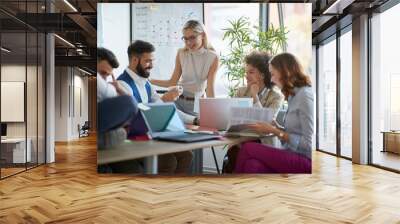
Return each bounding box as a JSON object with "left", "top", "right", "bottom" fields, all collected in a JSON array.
[
  {"left": 130, "top": 103, "right": 220, "bottom": 143},
  {"left": 199, "top": 98, "right": 253, "bottom": 131}
]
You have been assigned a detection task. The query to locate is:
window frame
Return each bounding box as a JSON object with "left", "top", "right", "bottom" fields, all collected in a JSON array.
[{"left": 315, "top": 24, "right": 353, "bottom": 161}]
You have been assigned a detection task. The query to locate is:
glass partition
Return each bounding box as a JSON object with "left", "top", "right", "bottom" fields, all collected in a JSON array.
[
  {"left": 370, "top": 3, "right": 400, "bottom": 171},
  {"left": 317, "top": 36, "right": 337, "bottom": 155},
  {"left": 1, "top": 31, "right": 28, "bottom": 177},
  {"left": 0, "top": 1, "right": 46, "bottom": 179},
  {"left": 339, "top": 28, "right": 352, "bottom": 158}
]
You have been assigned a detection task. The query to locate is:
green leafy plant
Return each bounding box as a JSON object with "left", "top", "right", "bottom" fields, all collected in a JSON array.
[{"left": 221, "top": 17, "right": 288, "bottom": 96}]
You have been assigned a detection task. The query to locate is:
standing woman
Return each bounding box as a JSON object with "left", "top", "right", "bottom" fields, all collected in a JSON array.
[
  {"left": 150, "top": 20, "right": 219, "bottom": 116},
  {"left": 234, "top": 53, "right": 314, "bottom": 173}
]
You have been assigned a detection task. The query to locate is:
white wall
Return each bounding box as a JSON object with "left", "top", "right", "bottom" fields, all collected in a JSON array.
[
  {"left": 1, "top": 65, "right": 39, "bottom": 137},
  {"left": 55, "top": 67, "right": 68, "bottom": 141},
  {"left": 1, "top": 64, "right": 46, "bottom": 164},
  {"left": 55, "top": 67, "right": 89, "bottom": 141},
  {"left": 72, "top": 73, "right": 89, "bottom": 138},
  {"left": 97, "top": 3, "right": 130, "bottom": 77},
  {"left": 1, "top": 66, "right": 26, "bottom": 139}
]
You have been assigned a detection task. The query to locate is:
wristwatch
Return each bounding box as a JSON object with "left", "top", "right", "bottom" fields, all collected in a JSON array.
[{"left": 193, "top": 117, "right": 199, "bottom": 125}]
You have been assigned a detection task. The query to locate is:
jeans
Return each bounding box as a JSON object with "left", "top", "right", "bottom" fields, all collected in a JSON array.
[
  {"left": 97, "top": 95, "right": 142, "bottom": 173},
  {"left": 98, "top": 95, "right": 138, "bottom": 133}
]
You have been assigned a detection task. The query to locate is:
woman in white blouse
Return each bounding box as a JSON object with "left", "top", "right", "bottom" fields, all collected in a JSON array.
[{"left": 150, "top": 20, "right": 219, "bottom": 116}]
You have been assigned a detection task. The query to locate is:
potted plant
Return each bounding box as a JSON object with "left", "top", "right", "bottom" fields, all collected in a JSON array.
[{"left": 221, "top": 16, "right": 288, "bottom": 96}]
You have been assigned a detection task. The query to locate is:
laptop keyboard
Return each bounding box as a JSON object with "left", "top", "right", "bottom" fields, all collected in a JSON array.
[
  {"left": 155, "top": 131, "right": 219, "bottom": 142},
  {"left": 156, "top": 131, "right": 186, "bottom": 138}
]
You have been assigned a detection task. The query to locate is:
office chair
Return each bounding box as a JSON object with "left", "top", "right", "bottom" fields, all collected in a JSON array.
[{"left": 78, "top": 121, "right": 90, "bottom": 138}]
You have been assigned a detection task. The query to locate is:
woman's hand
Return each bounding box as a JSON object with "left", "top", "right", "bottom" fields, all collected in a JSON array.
[
  {"left": 249, "top": 83, "right": 261, "bottom": 104},
  {"left": 246, "top": 122, "right": 278, "bottom": 135},
  {"left": 272, "top": 120, "right": 284, "bottom": 130},
  {"left": 249, "top": 84, "right": 260, "bottom": 98}
]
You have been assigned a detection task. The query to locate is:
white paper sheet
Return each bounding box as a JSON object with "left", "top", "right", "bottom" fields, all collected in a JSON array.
[{"left": 229, "top": 107, "right": 274, "bottom": 126}]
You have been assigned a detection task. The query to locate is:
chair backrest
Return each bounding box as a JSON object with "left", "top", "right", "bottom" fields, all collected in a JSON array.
[{"left": 82, "top": 121, "right": 90, "bottom": 129}]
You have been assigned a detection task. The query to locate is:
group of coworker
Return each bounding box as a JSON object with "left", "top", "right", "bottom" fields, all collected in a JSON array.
[{"left": 97, "top": 19, "right": 314, "bottom": 174}]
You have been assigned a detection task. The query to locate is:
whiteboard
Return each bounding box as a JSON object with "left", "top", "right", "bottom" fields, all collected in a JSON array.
[
  {"left": 132, "top": 3, "right": 203, "bottom": 81},
  {"left": 1, "top": 82, "right": 25, "bottom": 122}
]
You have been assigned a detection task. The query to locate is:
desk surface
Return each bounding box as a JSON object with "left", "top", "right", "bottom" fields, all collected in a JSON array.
[
  {"left": 1, "top": 138, "right": 27, "bottom": 143},
  {"left": 381, "top": 131, "right": 400, "bottom": 134},
  {"left": 98, "top": 137, "right": 254, "bottom": 165}
]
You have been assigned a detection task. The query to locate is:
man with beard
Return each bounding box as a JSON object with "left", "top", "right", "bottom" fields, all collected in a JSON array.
[{"left": 118, "top": 40, "right": 193, "bottom": 174}]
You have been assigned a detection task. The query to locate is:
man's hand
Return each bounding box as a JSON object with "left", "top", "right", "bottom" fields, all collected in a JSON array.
[
  {"left": 110, "top": 74, "right": 126, "bottom": 96},
  {"left": 161, "top": 89, "right": 180, "bottom": 102}
]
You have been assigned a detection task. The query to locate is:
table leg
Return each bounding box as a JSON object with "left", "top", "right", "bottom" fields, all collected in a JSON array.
[
  {"left": 211, "top": 146, "right": 220, "bottom": 174},
  {"left": 192, "top": 148, "right": 203, "bottom": 174},
  {"left": 382, "top": 132, "right": 386, "bottom": 152},
  {"left": 144, "top": 155, "right": 158, "bottom": 174}
]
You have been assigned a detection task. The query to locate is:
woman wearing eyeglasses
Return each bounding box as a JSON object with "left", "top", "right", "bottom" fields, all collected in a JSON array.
[
  {"left": 150, "top": 20, "right": 219, "bottom": 117},
  {"left": 234, "top": 53, "right": 314, "bottom": 174}
]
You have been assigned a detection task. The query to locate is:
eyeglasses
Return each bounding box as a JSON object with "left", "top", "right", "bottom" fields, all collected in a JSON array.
[{"left": 181, "top": 34, "right": 199, "bottom": 42}]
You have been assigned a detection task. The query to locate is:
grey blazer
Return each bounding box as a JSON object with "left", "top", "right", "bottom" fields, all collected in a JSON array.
[{"left": 282, "top": 86, "right": 314, "bottom": 159}]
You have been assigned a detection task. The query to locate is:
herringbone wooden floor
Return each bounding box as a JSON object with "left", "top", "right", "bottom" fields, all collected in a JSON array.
[{"left": 1, "top": 135, "right": 400, "bottom": 224}]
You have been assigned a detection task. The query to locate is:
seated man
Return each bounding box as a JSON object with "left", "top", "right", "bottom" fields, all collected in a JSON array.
[
  {"left": 97, "top": 47, "right": 132, "bottom": 102},
  {"left": 97, "top": 47, "right": 142, "bottom": 173},
  {"left": 118, "top": 40, "right": 193, "bottom": 174}
]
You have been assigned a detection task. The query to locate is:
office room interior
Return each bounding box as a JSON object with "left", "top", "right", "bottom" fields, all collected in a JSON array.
[
  {"left": 97, "top": 3, "right": 315, "bottom": 175},
  {"left": 0, "top": 0, "right": 400, "bottom": 223}
]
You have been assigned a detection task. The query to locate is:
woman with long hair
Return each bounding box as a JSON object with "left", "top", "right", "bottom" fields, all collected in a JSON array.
[
  {"left": 234, "top": 52, "right": 314, "bottom": 173},
  {"left": 222, "top": 51, "right": 284, "bottom": 173}
]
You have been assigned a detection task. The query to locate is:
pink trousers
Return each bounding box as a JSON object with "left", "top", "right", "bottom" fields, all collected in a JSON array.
[{"left": 234, "top": 142, "right": 311, "bottom": 174}]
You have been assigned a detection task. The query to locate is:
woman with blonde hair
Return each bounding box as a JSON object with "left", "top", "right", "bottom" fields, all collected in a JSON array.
[
  {"left": 234, "top": 52, "right": 314, "bottom": 173},
  {"left": 150, "top": 20, "right": 219, "bottom": 117}
]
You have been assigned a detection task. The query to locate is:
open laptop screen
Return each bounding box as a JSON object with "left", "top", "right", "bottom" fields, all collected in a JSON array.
[
  {"left": 129, "top": 103, "right": 186, "bottom": 137},
  {"left": 141, "top": 103, "right": 185, "bottom": 133}
]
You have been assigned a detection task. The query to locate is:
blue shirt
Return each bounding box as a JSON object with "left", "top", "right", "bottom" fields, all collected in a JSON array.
[{"left": 282, "top": 86, "right": 314, "bottom": 159}]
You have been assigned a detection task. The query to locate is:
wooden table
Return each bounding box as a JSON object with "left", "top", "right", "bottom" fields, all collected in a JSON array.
[
  {"left": 381, "top": 131, "right": 400, "bottom": 154},
  {"left": 98, "top": 136, "right": 254, "bottom": 174}
]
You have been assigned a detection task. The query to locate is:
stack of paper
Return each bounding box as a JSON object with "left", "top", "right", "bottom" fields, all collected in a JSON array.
[
  {"left": 225, "top": 107, "right": 274, "bottom": 137},
  {"left": 229, "top": 107, "right": 274, "bottom": 126}
]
